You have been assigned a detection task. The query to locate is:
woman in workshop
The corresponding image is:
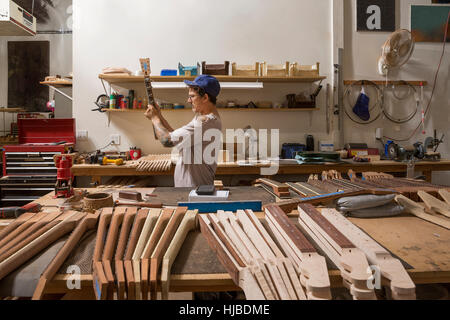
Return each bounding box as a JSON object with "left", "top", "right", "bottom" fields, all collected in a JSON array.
[{"left": 145, "top": 75, "right": 222, "bottom": 187}]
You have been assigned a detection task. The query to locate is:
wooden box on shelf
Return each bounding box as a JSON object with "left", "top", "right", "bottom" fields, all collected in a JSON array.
[
  {"left": 289, "top": 62, "right": 320, "bottom": 77},
  {"left": 202, "top": 61, "right": 230, "bottom": 75},
  {"left": 231, "top": 62, "right": 260, "bottom": 76},
  {"left": 261, "top": 61, "right": 290, "bottom": 77}
]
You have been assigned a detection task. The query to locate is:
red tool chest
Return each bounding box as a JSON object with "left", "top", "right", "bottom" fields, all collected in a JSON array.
[{"left": 0, "top": 119, "right": 76, "bottom": 206}]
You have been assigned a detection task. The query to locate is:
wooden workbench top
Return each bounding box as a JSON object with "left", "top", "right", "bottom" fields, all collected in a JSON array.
[
  {"left": 1, "top": 186, "right": 449, "bottom": 297},
  {"left": 71, "top": 159, "right": 450, "bottom": 178}
]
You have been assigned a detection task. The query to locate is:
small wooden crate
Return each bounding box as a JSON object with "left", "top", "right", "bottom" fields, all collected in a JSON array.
[
  {"left": 202, "top": 61, "right": 230, "bottom": 75},
  {"left": 231, "top": 62, "right": 260, "bottom": 76},
  {"left": 261, "top": 62, "right": 290, "bottom": 77},
  {"left": 289, "top": 62, "right": 320, "bottom": 77}
]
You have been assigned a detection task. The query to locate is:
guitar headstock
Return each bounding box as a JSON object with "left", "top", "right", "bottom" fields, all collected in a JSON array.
[{"left": 139, "top": 58, "right": 151, "bottom": 77}]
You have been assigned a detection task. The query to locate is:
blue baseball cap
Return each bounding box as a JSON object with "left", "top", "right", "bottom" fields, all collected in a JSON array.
[{"left": 184, "top": 75, "right": 221, "bottom": 98}]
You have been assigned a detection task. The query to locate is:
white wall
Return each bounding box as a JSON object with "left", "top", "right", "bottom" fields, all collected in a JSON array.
[
  {"left": 343, "top": 0, "right": 450, "bottom": 184},
  {"left": 73, "top": 0, "right": 334, "bottom": 156},
  {"left": 0, "top": 0, "right": 73, "bottom": 131}
]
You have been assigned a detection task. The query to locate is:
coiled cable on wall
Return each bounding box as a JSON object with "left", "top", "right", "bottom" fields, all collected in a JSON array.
[{"left": 343, "top": 80, "right": 383, "bottom": 125}]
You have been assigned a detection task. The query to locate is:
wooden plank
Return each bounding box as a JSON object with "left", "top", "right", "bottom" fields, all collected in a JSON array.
[
  {"left": 92, "top": 208, "right": 113, "bottom": 300},
  {"left": 418, "top": 191, "right": 450, "bottom": 218},
  {"left": 140, "top": 208, "right": 171, "bottom": 300},
  {"left": 0, "top": 211, "right": 86, "bottom": 281},
  {"left": 114, "top": 207, "right": 136, "bottom": 300},
  {"left": 321, "top": 208, "right": 416, "bottom": 299},
  {"left": 101, "top": 207, "right": 126, "bottom": 299},
  {"left": 123, "top": 209, "right": 148, "bottom": 300},
  {"left": 161, "top": 210, "right": 198, "bottom": 300},
  {"left": 395, "top": 195, "right": 450, "bottom": 230},
  {"left": 438, "top": 189, "right": 450, "bottom": 206},
  {"left": 0, "top": 212, "right": 36, "bottom": 242},
  {"left": 32, "top": 210, "right": 101, "bottom": 300},
  {"left": 245, "top": 209, "right": 307, "bottom": 300},
  {"left": 149, "top": 207, "right": 186, "bottom": 300},
  {"left": 264, "top": 206, "right": 331, "bottom": 300},
  {"left": 298, "top": 204, "right": 354, "bottom": 249}
]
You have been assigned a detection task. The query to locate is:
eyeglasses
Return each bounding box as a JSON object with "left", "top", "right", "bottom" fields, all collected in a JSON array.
[{"left": 188, "top": 95, "right": 200, "bottom": 101}]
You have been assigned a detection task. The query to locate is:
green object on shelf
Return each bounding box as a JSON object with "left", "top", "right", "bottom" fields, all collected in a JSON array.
[{"left": 295, "top": 151, "right": 341, "bottom": 164}]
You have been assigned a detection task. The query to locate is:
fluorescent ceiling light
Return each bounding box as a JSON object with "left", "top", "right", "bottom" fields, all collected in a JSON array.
[{"left": 152, "top": 82, "right": 264, "bottom": 89}]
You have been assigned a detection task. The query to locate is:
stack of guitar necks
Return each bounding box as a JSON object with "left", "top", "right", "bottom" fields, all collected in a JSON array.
[
  {"left": 0, "top": 206, "right": 197, "bottom": 300},
  {"left": 90, "top": 206, "right": 196, "bottom": 300},
  {"left": 131, "top": 154, "right": 172, "bottom": 172},
  {"left": 200, "top": 205, "right": 416, "bottom": 300}
]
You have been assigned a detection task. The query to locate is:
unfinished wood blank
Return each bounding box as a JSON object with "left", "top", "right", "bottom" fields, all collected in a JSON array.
[
  {"left": 418, "top": 191, "right": 450, "bottom": 218},
  {"left": 0, "top": 211, "right": 86, "bottom": 281},
  {"left": 33, "top": 210, "right": 101, "bottom": 300},
  {"left": 198, "top": 214, "right": 265, "bottom": 300},
  {"left": 297, "top": 204, "right": 376, "bottom": 300},
  {"left": 114, "top": 207, "right": 138, "bottom": 300},
  {"left": 395, "top": 195, "right": 450, "bottom": 230},
  {"left": 149, "top": 207, "right": 187, "bottom": 300},
  {"left": 161, "top": 210, "right": 198, "bottom": 300},
  {"left": 264, "top": 205, "right": 331, "bottom": 300},
  {"left": 321, "top": 208, "right": 416, "bottom": 299}
]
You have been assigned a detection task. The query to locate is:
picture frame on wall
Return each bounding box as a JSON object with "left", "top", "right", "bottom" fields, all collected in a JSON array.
[
  {"left": 411, "top": 4, "right": 450, "bottom": 43},
  {"left": 357, "top": 0, "right": 396, "bottom": 32}
]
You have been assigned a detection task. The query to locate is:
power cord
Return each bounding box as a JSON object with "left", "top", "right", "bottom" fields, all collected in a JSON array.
[{"left": 383, "top": 10, "right": 450, "bottom": 142}]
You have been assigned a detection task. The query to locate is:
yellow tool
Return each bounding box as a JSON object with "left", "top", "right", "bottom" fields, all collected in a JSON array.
[{"left": 99, "top": 156, "right": 124, "bottom": 166}]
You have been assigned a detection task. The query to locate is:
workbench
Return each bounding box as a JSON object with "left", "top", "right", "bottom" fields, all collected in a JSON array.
[
  {"left": 71, "top": 159, "right": 450, "bottom": 185},
  {"left": 0, "top": 186, "right": 449, "bottom": 299}
]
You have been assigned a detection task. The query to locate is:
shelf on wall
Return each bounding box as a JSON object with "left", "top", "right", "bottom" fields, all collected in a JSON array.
[
  {"left": 343, "top": 80, "right": 428, "bottom": 86},
  {"left": 99, "top": 74, "right": 326, "bottom": 84},
  {"left": 101, "top": 108, "right": 319, "bottom": 113}
]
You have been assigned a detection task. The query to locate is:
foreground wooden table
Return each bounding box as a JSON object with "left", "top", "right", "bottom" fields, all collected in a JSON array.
[
  {"left": 71, "top": 159, "right": 450, "bottom": 185},
  {"left": 1, "top": 187, "right": 449, "bottom": 298}
]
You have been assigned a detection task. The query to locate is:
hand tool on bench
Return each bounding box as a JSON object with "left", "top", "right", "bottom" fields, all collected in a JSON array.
[
  {"left": 149, "top": 207, "right": 187, "bottom": 300},
  {"left": 140, "top": 208, "right": 171, "bottom": 300},
  {"left": 160, "top": 210, "right": 198, "bottom": 300},
  {"left": 0, "top": 211, "right": 86, "bottom": 281},
  {"left": 199, "top": 214, "right": 266, "bottom": 300},
  {"left": 32, "top": 209, "right": 101, "bottom": 300},
  {"left": 297, "top": 204, "right": 376, "bottom": 300},
  {"left": 115, "top": 200, "right": 163, "bottom": 208},
  {"left": 264, "top": 205, "right": 331, "bottom": 300},
  {"left": 0, "top": 203, "right": 42, "bottom": 219},
  {"left": 321, "top": 208, "right": 416, "bottom": 299}
]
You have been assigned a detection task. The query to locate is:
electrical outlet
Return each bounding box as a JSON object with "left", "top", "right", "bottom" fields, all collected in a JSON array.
[
  {"left": 375, "top": 128, "right": 383, "bottom": 140},
  {"left": 110, "top": 134, "right": 120, "bottom": 145},
  {"left": 77, "top": 130, "right": 88, "bottom": 141}
]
